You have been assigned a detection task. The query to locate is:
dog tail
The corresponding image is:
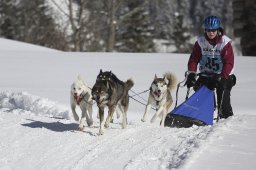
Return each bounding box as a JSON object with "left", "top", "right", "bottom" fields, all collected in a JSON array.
[
  {"left": 125, "top": 78, "right": 135, "bottom": 90},
  {"left": 164, "top": 72, "right": 177, "bottom": 91}
]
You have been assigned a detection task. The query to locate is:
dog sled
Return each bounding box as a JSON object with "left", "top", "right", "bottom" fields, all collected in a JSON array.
[{"left": 165, "top": 72, "right": 215, "bottom": 128}]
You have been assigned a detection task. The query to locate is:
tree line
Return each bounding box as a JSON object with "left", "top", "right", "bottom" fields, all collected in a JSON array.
[{"left": 0, "top": 0, "right": 255, "bottom": 55}]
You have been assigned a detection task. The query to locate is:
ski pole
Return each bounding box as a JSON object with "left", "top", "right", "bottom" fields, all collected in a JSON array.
[{"left": 216, "top": 82, "right": 225, "bottom": 122}]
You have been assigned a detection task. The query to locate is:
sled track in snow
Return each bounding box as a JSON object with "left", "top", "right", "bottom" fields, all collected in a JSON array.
[
  {"left": 167, "top": 126, "right": 213, "bottom": 169},
  {"left": 67, "top": 122, "right": 215, "bottom": 170},
  {"left": 0, "top": 91, "right": 229, "bottom": 170}
]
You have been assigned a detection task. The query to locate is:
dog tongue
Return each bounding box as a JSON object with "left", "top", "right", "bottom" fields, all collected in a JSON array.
[
  {"left": 154, "top": 91, "right": 160, "bottom": 98},
  {"left": 75, "top": 96, "right": 82, "bottom": 104}
]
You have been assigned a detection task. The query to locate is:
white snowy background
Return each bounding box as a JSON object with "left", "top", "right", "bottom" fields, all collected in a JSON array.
[{"left": 0, "top": 38, "right": 255, "bottom": 170}]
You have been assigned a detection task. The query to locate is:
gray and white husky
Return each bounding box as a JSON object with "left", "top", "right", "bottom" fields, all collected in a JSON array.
[
  {"left": 141, "top": 72, "right": 177, "bottom": 126},
  {"left": 70, "top": 75, "right": 93, "bottom": 131},
  {"left": 92, "top": 70, "right": 134, "bottom": 135}
]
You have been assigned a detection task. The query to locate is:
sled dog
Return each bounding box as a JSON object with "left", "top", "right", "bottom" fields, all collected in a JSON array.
[
  {"left": 141, "top": 72, "right": 177, "bottom": 126},
  {"left": 95, "top": 70, "right": 123, "bottom": 120},
  {"left": 92, "top": 69, "right": 134, "bottom": 135},
  {"left": 70, "top": 75, "right": 93, "bottom": 130}
]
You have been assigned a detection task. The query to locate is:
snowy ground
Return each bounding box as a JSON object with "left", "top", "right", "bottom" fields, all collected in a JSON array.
[{"left": 0, "top": 38, "right": 256, "bottom": 170}]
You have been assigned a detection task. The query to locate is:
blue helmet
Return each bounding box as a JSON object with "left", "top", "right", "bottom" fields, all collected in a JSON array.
[{"left": 203, "top": 16, "right": 220, "bottom": 29}]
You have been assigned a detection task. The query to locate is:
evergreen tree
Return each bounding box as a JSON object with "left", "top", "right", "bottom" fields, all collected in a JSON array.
[
  {"left": 233, "top": 0, "right": 256, "bottom": 56},
  {"left": 0, "top": 0, "right": 68, "bottom": 50},
  {"left": 115, "top": 0, "right": 155, "bottom": 52},
  {"left": 172, "top": 13, "right": 192, "bottom": 53},
  {"left": 0, "top": 0, "right": 17, "bottom": 39},
  {"left": 188, "top": 0, "right": 233, "bottom": 36},
  {"left": 0, "top": 0, "right": 238, "bottom": 53}
]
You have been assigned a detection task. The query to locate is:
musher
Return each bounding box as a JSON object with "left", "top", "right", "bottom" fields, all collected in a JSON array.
[{"left": 185, "top": 15, "right": 236, "bottom": 119}]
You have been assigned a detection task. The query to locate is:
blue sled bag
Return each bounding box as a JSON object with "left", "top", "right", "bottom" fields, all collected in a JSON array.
[{"left": 165, "top": 86, "right": 214, "bottom": 128}]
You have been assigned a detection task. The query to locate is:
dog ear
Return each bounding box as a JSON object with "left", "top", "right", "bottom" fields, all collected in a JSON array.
[
  {"left": 100, "top": 69, "right": 103, "bottom": 74},
  {"left": 154, "top": 74, "right": 157, "bottom": 79},
  {"left": 77, "top": 75, "right": 85, "bottom": 84},
  {"left": 106, "top": 81, "right": 113, "bottom": 93},
  {"left": 106, "top": 81, "right": 110, "bottom": 89},
  {"left": 164, "top": 76, "right": 169, "bottom": 85},
  {"left": 77, "top": 75, "right": 82, "bottom": 80}
]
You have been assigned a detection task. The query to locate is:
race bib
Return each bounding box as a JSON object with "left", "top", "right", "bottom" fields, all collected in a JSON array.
[
  {"left": 199, "top": 54, "right": 223, "bottom": 74},
  {"left": 196, "top": 36, "right": 231, "bottom": 75}
]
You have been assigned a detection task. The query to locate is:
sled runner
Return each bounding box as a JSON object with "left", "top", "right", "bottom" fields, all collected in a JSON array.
[{"left": 165, "top": 72, "right": 215, "bottom": 128}]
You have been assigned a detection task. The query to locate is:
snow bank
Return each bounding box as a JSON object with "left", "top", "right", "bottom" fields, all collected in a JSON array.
[{"left": 0, "top": 91, "right": 70, "bottom": 119}]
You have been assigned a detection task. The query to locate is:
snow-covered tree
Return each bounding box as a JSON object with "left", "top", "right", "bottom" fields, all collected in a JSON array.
[{"left": 0, "top": 0, "right": 68, "bottom": 50}]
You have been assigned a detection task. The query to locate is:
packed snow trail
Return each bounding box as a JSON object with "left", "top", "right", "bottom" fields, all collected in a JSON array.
[{"left": 0, "top": 91, "right": 222, "bottom": 170}]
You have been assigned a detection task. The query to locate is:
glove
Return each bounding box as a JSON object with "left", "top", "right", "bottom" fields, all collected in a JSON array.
[
  {"left": 213, "top": 75, "right": 226, "bottom": 89},
  {"left": 230, "top": 74, "right": 236, "bottom": 86},
  {"left": 185, "top": 72, "right": 197, "bottom": 88}
]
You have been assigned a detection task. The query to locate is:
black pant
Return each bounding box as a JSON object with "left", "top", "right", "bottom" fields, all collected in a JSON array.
[{"left": 193, "top": 75, "right": 236, "bottom": 119}]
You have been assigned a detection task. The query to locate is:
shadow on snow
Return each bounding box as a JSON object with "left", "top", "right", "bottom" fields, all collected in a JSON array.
[
  {"left": 21, "top": 119, "right": 99, "bottom": 136},
  {"left": 22, "top": 119, "right": 79, "bottom": 132}
]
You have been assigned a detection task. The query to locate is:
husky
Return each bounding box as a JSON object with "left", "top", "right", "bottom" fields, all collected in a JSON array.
[
  {"left": 95, "top": 69, "right": 123, "bottom": 120},
  {"left": 70, "top": 75, "right": 93, "bottom": 131},
  {"left": 92, "top": 70, "right": 134, "bottom": 135},
  {"left": 141, "top": 72, "right": 177, "bottom": 126}
]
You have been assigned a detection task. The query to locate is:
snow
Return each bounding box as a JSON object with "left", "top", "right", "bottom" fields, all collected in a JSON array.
[
  {"left": 0, "top": 38, "right": 58, "bottom": 52},
  {"left": 0, "top": 37, "right": 256, "bottom": 170}
]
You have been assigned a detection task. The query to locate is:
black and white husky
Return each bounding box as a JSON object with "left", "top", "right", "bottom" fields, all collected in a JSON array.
[
  {"left": 92, "top": 70, "right": 134, "bottom": 135},
  {"left": 70, "top": 75, "right": 93, "bottom": 131},
  {"left": 141, "top": 72, "right": 177, "bottom": 126}
]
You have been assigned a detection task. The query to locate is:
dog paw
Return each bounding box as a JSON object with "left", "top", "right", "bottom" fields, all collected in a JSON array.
[
  {"left": 150, "top": 116, "right": 157, "bottom": 123},
  {"left": 98, "top": 129, "right": 104, "bottom": 135},
  {"left": 78, "top": 126, "right": 84, "bottom": 131},
  {"left": 73, "top": 115, "right": 79, "bottom": 121},
  {"left": 88, "top": 122, "right": 93, "bottom": 127},
  {"left": 141, "top": 118, "right": 146, "bottom": 122},
  {"left": 150, "top": 119, "right": 156, "bottom": 123},
  {"left": 104, "top": 123, "right": 109, "bottom": 128}
]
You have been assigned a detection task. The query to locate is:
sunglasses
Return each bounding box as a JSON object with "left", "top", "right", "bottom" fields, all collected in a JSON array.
[{"left": 205, "top": 29, "right": 218, "bottom": 32}]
